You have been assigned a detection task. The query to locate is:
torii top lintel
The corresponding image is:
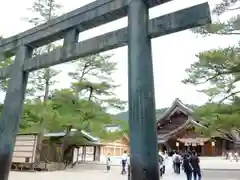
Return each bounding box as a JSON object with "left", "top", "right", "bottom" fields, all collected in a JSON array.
[
  {"left": 0, "top": 1, "right": 211, "bottom": 78},
  {"left": 0, "top": 0, "right": 171, "bottom": 56}
]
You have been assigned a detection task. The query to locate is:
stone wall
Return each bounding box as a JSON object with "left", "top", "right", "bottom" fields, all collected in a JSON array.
[{"left": 39, "top": 162, "right": 65, "bottom": 171}]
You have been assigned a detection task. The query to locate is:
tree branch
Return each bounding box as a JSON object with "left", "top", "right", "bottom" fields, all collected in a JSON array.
[
  {"left": 197, "top": 73, "right": 224, "bottom": 84},
  {"left": 88, "top": 87, "right": 93, "bottom": 101},
  {"left": 216, "top": 32, "right": 240, "bottom": 35},
  {"left": 219, "top": 90, "right": 240, "bottom": 104},
  {"left": 227, "top": 7, "right": 240, "bottom": 11}
]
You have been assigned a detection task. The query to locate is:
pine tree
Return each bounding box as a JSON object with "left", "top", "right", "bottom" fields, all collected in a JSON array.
[
  {"left": 69, "top": 54, "right": 126, "bottom": 110},
  {"left": 184, "top": 0, "right": 240, "bottom": 102},
  {"left": 184, "top": 0, "right": 240, "bottom": 147},
  {"left": 23, "top": 0, "right": 63, "bottom": 164},
  {"left": 26, "top": 0, "right": 62, "bottom": 102}
]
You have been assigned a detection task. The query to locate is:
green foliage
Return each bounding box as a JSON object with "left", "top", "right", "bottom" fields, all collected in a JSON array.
[
  {"left": 0, "top": 56, "right": 41, "bottom": 96},
  {"left": 193, "top": 0, "right": 240, "bottom": 36},
  {"left": 183, "top": 47, "right": 240, "bottom": 102},
  {"left": 194, "top": 97, "right": 240, "bottom": 136},
  {"left": 69, "top": 54, "right": 126, "bottom": 110},
  {"left": 18, "top": 88, "right": 123, "bottom": 141},
  {"left": 29, "top": 65, "right": 61, "bottom": 101},
  {"left": 25, "top": 0, "right": 62, "bottom": 25},
  {"left": 0, "top": 57, "right": 12, "bottom": 92},
  {"left": 213, "top": 0, "right": 240, "bottom": 15},
  {"left": 18, "top": 88, "right": 123, "bottom": 161},
  {"left": 25, "top": 0, "right": 62, "bottom": 100},
  {"left": 185, "top": 1, "right": 240, "bottom": 102},
  {"left": 193, "top": 16, "right": 240, "bottom": 35},
  {"left": 0, "top": 1, "right": 62, "bottom": 99},
  {"left": 20, "top": 101, "right": 60, "bottom": 133},
  {"left": 0, "top": 2, "right": 126, "bottom": 144}
]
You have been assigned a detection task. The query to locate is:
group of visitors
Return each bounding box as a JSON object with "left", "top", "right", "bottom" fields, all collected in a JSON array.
[
  {"left": 107, "top": 150, "right": 167, "bottom": 177},
  {"left": 106, "top": 149, "right": 202, "bottom": 180},
  {"left": 106, "top": 150, "right": 129, "bottom": 175},
  {"left": 225, "top": 151, "right": 239, "bottom": 162},
  {"left": 172, "top": 151, "right": 202, "bottom": 180}
]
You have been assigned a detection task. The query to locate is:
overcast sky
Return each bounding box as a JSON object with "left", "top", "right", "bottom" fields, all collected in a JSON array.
[{"left": 0, "top": 0, "right": 239, "bottom": 113}]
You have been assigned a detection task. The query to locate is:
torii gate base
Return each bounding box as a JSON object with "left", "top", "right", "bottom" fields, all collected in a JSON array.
[{"left": 0, "top": 0, "right": 211, "bottom": 179}]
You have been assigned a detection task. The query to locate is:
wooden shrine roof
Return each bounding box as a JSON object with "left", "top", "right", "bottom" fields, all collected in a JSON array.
[
  {"left": 156, "top": 98, "right": 195, "bottom": 123},
  {"left": 156, "top": 98, "right": 233, "bottom": 143}
]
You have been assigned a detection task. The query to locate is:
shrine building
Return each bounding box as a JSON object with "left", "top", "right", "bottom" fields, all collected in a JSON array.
[{"left": 156, "top": 99, "right": 234, "bottom": 156}]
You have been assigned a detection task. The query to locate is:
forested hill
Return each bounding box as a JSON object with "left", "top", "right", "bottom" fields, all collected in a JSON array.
[{"left": 115, "top": 105, "right": 197, "bottom": 122}]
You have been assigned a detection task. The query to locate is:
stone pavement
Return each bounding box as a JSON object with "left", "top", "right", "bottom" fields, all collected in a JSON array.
[
  {"left": 199, "top": 157, "right": 240, "bottom": 170},
  {"left": 8, "top": 164, "right": 240, "bottom": 180},
  {"left": 162, "top": 160, "right": 240, "bottom": 180},
  {"left": 7, "top": 156, "right": 240, "bottom": 180}
]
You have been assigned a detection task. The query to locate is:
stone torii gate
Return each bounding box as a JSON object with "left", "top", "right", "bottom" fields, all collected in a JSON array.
[{"left": 0, "top": 0, "right": 211, "bottom": 179}]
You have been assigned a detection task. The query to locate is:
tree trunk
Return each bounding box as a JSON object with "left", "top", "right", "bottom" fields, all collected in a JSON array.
[
  {"left": 43, "top": 69, "right": 50, "bottom": 104},
  {"left": 61, "top": 126, "right": 72, "bottom": 166},
  {"left": 234, "top": 140, "right": 240, "bottom": 151},
  {"left": 35, "top": 115, "right": 47, "bottom": 170},
  {"left": 93, "top": 146, "right": 96, "bottom": 161},
  {"left": 34, "top": 132, "right": 44, "bottom": 169}
]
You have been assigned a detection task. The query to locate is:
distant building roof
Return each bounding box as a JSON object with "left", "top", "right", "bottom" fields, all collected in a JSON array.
[
  {"left": 81, "top": 130, "right": 99, "bottom": 141},
  {"left": 156, "top": 98, "right": 194, "bottom": 122},
  {"left": 156, "top": 98, "right": 233, "bottom": 142},
  {"left": 43, "top": 129, "right": 99, "bottom": 142},
  {"left": 104, "top": 124, "right": 120, "bottom": 128}
]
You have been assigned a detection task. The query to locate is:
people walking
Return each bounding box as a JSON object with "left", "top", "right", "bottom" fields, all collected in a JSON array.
[
  {"left": 121, "top": 150, "right": 128, "bottom": 175},
  {"left": 172, "top": 151, "right": 182, "bottom": 174},
  {"left": 182, "top": 153, "right": 193, "bottom": 180},
  {"left": 106, "top": 153, "right": 111, "bottom": 172},
  {"left": 127, "top": 154, "right": 131, "bottom": 179},
  {"left": 164, "top": 150, "right": 168, "bottom": 160},
  {"left": 229, "top": 152, "right": 234, "bottom": 162},
  {"left": 175, "top": 152, "right": 182, "bottom": 174},
  {"left": 234, "top": 152, "right": 239, "bottom": 162},
  {"left": 172, "top": 151, "right": 177, "bottom": 173},
  {"left": 158, "top": 152, "right": 165, "bottom": 177},
  {"left": 190, "top": 151, "right": 201, "bottom": 180}
]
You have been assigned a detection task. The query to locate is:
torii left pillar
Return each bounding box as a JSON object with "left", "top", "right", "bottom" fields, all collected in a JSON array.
[{"left": 0, "top": 45, "right": 33, "bottom": 180}]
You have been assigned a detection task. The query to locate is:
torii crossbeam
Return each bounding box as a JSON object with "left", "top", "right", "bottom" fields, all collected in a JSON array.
[{"left": 0, "top": 0, "right": 211, "bottom": 179}]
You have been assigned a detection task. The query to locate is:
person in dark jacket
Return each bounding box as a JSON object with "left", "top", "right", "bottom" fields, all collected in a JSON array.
[
  {"left": 182, "top": 153, "right": 193, "bottom": 180},
  {"left": 158, "top": 154, "right": 165, "bottom": 177},
  {"left": 190, "top": 151, "right": 202, "bottom": 180},
  {"left": 174, "top": 152, "right": 182, "bottom": 174}
]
